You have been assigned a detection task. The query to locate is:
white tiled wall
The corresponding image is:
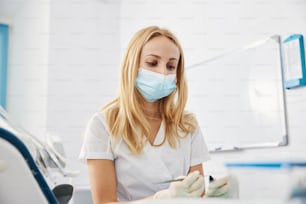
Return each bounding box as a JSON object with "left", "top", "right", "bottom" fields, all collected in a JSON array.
[
  {"left": 2, "top": 0, "right": 306, "bottom": 195},
  {"left": 2, "top": 0, "right": 121, "bottom": 186},
  {"left": 5, "top": 0, "right": 50, "bottom": 138},
  {"left": 46, "top": 0, "right": 121, "bottom": 185}
]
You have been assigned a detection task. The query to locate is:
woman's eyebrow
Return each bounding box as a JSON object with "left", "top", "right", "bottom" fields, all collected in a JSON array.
[
  {"left": 145, "top": 54, "right": 178, "bottom": 61},
  {"left": 145, "top": 54, "right": 161, "bottom": 59}
]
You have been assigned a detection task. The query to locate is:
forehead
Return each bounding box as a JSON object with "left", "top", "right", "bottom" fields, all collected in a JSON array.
[{"left": 141, "top": 35, "right": 180, "bottom": 58}]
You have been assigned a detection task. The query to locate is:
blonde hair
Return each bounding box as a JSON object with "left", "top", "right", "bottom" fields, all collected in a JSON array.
[{"left": 102, "top": 26, "right": 197, "bottom": 154}]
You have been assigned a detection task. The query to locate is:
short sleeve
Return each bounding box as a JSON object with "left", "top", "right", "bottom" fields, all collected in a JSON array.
[
  {"left": 190, "top": 126, "right": 211, "bottom": 166},
  {"left": 79, "top": 112, "right": 114, "bottom": 163}
]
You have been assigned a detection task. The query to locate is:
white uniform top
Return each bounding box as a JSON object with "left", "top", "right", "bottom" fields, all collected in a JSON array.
[{"left": 79, "top": 112, "right": 210, "bottom": 201}]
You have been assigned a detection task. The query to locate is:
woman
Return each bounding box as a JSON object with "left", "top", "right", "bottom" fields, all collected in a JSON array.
[{"left": 79, "top": 26, "right": 227, "bottom": 203}]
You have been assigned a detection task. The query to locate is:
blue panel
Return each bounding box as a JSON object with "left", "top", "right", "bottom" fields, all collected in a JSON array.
[
  {"left": 0, "top": 24, "right": 9, "bottom": 109},
  {"left": 283, "top": 34, "right": 306, "bottom": 89},
  {"left": 225, "top": 161, "right": 306, "bottom": 169}
]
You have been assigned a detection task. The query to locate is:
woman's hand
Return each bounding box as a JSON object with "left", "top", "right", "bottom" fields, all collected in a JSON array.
[
  {"left": 154, "top": 171, "right": 205, "bottom": 199},
  {"left": 205, "top": 175, "right": 239, "bottom": 198}
]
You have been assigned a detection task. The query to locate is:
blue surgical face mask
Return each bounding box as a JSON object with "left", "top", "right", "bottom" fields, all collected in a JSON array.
[{"left": 135, "top": 68, "right": 177, "bottom": 102}]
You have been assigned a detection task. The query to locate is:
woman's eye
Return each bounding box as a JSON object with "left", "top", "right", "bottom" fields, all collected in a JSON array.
[
  {"left": 167, "top": 65, "right": 176, "bottom": 70},
  {"left": 146, "top": 61, "right": 158, "bottom": 67}
]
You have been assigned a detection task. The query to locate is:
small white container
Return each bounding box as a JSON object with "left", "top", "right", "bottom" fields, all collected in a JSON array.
[{"left": 225, "top": 161, "right": 306, "bottom": 201}]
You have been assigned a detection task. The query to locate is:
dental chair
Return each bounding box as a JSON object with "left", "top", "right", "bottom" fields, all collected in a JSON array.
[{"left": 0, "top": 127, "right": 59, "bottom": 203}]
